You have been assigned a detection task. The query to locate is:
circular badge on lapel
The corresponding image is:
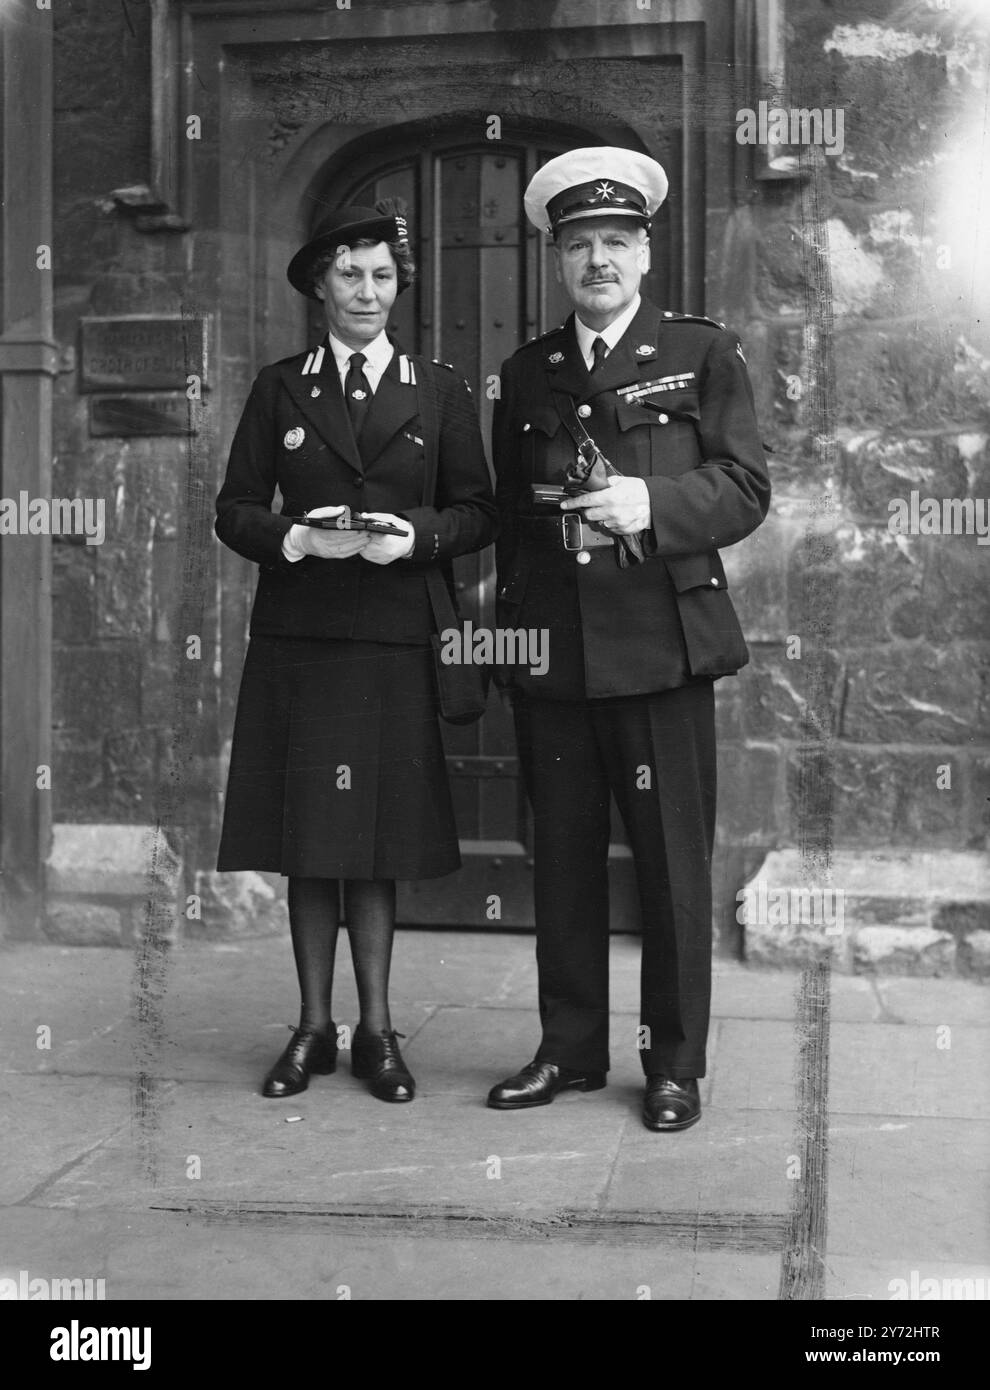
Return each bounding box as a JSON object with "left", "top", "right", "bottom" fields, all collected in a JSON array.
[
  {"left": 548, "top": 352, "right": 564, "bottom": 364},
  {"left": 284, "top": 427, "right": 305, "bottom": 450}
]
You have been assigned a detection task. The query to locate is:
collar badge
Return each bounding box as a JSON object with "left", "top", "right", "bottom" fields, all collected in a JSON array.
[
  {"left": 548, "top": 351, "right": 564, "bottom": 363},
  {"left": 636, "top": 344, "right": 654, "bottom": 355}
]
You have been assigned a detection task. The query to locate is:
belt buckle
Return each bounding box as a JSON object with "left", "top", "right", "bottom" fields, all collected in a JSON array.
[{"left": 561, "top": 514, "right": 584, "bottom": 550}]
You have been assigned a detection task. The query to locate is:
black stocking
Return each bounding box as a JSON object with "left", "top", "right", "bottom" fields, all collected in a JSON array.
[
  {"left": 287, "top": 876, "right": 341, "bottom": 1033},
  {"left": 344, "top": 879, "right": 396, "bottom": 1034}
]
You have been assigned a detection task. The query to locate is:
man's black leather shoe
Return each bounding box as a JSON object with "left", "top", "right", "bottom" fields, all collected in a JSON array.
[
  {"left": 262, "top": 1023, "right": 337, "bottom": 1098},
  {"left": 642, "top": 1076, "right": 701, "bottom": 1131},
  {"left": 351, "top": 1027, "right": 415, "bottom": 1102},
  {"left": 487, "top": 1060, "right": 607, "bottom": 1110}
]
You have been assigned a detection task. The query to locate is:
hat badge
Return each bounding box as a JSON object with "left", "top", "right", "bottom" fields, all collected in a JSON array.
[
  {"left": 284, "top": 427, "right": 305, "bottom": 450},
  {"left": 549, "top": 351, "right": 564, "bottom": 364},
  {"left": 592, "top": 181, "right": 616, "bottom": 202}
]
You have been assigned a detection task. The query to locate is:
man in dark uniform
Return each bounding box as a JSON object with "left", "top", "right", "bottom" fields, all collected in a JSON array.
[{"left": 487, "top": 148, "right": 770, "bottom": 1130}]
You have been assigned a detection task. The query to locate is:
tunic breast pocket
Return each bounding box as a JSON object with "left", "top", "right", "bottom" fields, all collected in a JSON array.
[
  {"left": 616, "top": 393, "right": 701, "bottom": 477},
  {"left": 518, "top": 407, "right": 568, "bottom": 484}
]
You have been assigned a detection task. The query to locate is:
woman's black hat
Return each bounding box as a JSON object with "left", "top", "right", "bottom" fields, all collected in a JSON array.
[{"left": 287, "top": 202, "right": 412, "bottom": 299}]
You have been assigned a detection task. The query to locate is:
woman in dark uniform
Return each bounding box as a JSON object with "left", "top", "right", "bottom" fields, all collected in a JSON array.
[{"left": 215, "top": 201, "right": 496, "bottom": 1103}]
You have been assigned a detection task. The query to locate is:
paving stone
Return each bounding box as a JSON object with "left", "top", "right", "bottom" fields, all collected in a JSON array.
[
  {"left": 829, "top": 1024, "right": 990, "bottom": 1120},
  {"left": 852, "top": 926, "right": 956, "bottom": 976},
  {"left": 36, "top": 1080, "right": 624, "bottom": 1216},
  {"left": 607, "top": 1108, "right": 796, "bottom": 1216},
  {"left": 0, "top": 1076, "right": 132, "bottom": 1205},
  {"left": 711, "top": 966, "right": 880, "bottom": 1022},
  {"left": 825, "top": 1255, "right": 990, "bottom": 1305},
  {"left": 872, "top": 977, "right": 990, "bottom": 1028},
  {"left": 827, "top": 1117, "right": 989, "bottom": 1263}
]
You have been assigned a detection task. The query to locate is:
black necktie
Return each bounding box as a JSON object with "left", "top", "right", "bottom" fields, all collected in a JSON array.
[
  {"left": 590, "top": 336, "right": 608, "bottom": 374},
  {"left": 344, "top": 352, "right": 372, "bottom": 438}
]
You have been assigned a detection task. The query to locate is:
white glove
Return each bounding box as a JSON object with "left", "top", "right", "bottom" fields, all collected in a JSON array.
[
  {"left": 282, "top": 505, "right": 370, "bottom": 561},
  {"left": 359, "top": 513, "right": 416, "bottom": 565}
]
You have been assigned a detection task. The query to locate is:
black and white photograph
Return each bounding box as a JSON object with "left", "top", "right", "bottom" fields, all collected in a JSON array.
[{"left": 0, "top": 0, "right": 987, "bottom": 1345}]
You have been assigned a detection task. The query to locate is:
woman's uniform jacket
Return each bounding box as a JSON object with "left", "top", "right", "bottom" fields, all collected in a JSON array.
[{"left": 216, "top": 336, "right": 497, "bottom": 646}]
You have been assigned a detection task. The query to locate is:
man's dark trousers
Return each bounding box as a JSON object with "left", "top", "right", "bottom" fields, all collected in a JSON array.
[{"left": 514, "top": 680, "right": 716, "bottom": 1081}]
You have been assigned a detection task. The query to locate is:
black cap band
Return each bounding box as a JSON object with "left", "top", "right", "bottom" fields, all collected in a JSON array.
[{"left": 546, "top": 179, "right": 649, "bottom": 231}]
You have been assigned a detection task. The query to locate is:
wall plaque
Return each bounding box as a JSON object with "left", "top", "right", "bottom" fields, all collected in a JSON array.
[
  {"left": 89, "top": 395, "right": 198, "bottom": 437},
  {"left": 79, "top": 317, "right": 208, "bottom": 392}
]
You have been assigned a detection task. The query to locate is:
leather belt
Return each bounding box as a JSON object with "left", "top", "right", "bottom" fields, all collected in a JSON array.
[{"left": 518, "top": 513, "right": 614, "bottom": 551}]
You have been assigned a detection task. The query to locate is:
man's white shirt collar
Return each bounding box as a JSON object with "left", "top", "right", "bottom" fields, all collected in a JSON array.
[
  {"left": 574, "top": 294, "right": 642, "bottom": 369},
  {"left": 326, "top": 329, "right": 394, "bottom": 384}
]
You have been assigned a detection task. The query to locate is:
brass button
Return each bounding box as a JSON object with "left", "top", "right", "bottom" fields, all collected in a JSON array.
[
  {"left": 710, "top": 577, "right": 719, "bottom": 586},
  {"left": 576, "top": 550, "right": 591, "bottom": 565},
  {"left": 523, "top": 422, "right": 531, "bottom": 432},
  {"left": 577, "top": 404, "right": 591, "bottom": 418},
  {"left": 658, "top": 412, "right": 669, "bottom": 424}
]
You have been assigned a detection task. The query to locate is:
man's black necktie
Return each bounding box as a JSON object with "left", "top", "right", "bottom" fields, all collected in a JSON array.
[
  {"left": 590, "top": 336, "right": 608, "bottom": 374},
  {"left": 344, "top": 351, "right": 372, "bottom": 438}
]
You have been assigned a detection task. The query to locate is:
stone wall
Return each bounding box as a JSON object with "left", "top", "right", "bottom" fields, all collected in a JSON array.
[
  {"left": 718, "top": 0, "right": 989, "bottom": 969},
  {"left": 52, "top": 0, "right": 187, "bottom": 828}
]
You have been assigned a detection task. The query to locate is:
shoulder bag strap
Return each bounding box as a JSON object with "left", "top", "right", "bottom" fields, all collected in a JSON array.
[{"left": 413, "top": 359, "right": 458, "bottom": 630}]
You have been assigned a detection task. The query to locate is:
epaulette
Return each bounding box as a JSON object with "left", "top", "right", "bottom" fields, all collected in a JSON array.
[
  {"left": 660, "top": 310, "right": 727, "bottom": 330},
  {"left": 428, "top": 357, "right": 473, "bottom": 393},
  {"left": 512, "top": 323, "right": 566, "bottom": 355}
]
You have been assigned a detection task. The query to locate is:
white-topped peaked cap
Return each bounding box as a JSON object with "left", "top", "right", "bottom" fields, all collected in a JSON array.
[{"left": 524, "top": 147, "right": 668, "bottom": 235}]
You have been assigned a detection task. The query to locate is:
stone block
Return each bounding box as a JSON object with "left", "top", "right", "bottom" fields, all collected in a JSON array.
[
  {"left": 43, "top": 902, "right": 123, "bottom": 947},
  {"left": 787, "top": 746, "right": 966, "bottom": 848},
  {"left": 151, "top": 540, "right": 179, "bottom": 643},
  {"left": 922, "top": 536, "right": 990, "bottom": 643},
  {"left": 963, "top": 754, "right": 990, "bottom": 850},
  {"left": 840, "top": 433, "right": 969, "bottom": 523},
  {"left": 723, "top": 509, "right": 799, "bottom": 643},
  {"left": 52, "top": 643, "right": 140, "bottom": 732},
  {"left": 842, "top": 645, "right": 986, "bottom": 744},
  {"left": 715, "top": 743, "right": 782, "bottom": 843},
  {"left": 93, "top": 533, "right": 154, "bottom": 639},
  {"left": 741, "top": 647, "right": 842, "bottom": 741},
  {"left": 958, "top": 930, "right": 990, "bottom": 980},
  {"left": 190, "top": 870, "right": 289, "bottom": 939},
  {"left": 47, "top": 823, "right": 180, "bottom": 898},
  {"left": 139, "top": 643, "right": 177, "bottom": 726},
  {"left": 743, "top": 912, "right": 850, "bottom": 970},
  {"left": 713, "top": 678, "right": 745, "bottom": 742},
  {"left": 852, "top": 926, "right": 956, "bottom": 976},
  {"left": 105, "top": 728, "right": 158, "bottom": 821},
  {"left": 52, "top": 545, "right": 96, "bottom": 643},
  {"left": 51, "top": 734, "right": 106, "bottom": 822},
  {"left": 739, "top": 848, "right": 990, "bottom": 974},
  {"left": 793, "top": 521, "right": 926, "bottom": 645}
]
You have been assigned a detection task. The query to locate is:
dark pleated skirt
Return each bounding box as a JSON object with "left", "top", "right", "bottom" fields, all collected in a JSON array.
[{"left": 216, "top": 636, "right": 460, "bottom": 880}]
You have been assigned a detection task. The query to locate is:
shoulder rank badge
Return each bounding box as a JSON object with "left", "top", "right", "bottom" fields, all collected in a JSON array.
[{"left": 284, "top": 427, "right": 305, "bottom": 450}]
